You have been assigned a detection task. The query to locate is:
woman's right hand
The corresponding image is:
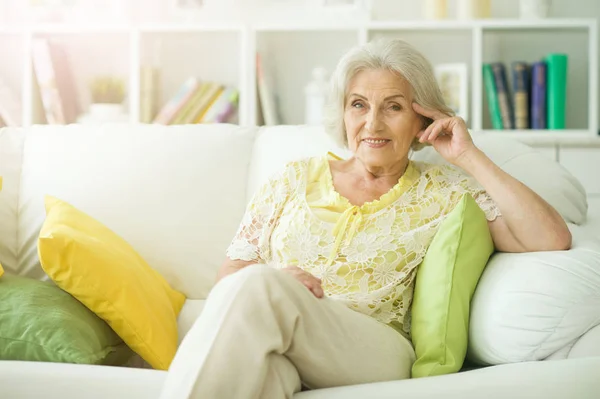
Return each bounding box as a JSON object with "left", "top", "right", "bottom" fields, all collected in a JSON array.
[{"left": 281, "top": 266, "right": 324, "bottom": 298}]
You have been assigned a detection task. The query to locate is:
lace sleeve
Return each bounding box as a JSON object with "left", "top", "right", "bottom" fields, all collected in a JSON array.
[
  {"left": 438, "top": 165, "right": 502, "bottom": 222},
  {"left": 225, "top": 162, "right": 296, "bottom": 263}
]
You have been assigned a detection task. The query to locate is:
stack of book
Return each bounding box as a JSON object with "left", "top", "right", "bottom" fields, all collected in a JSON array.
[
  {"left": 483, "top": 53, "right": 568, "bottom": 130},
  {"left": 152, "top": 78, "right": 239, "bottom": 125}
]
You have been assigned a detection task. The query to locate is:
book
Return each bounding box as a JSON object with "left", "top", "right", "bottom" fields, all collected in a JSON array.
[
  {"left": 256, "top": 53, "right": 281, "bottom": 125},
  {"left": 153, "top": 77, "right": 200, "bottom": 125},
  {"left": 511, "top": 62, "right": 529, "bottom": 130},
  {"left": 169, "top": 83, "right": 208, "bottom": 125},
  {"left": 189, "top": 83, "right": 224, "bottom": 123},
  {"left": 546, "top": 53, "right": 568, "bottom": 129},
  {"left": 482, "top": 64, "right": 503, "bottom": 130},
  {"left": 0, "top": 81, "right": 22, "bottom": 126},
  {"left": 140, "top": 66, "right": 160, "bottom": 124},
  {"left": 491, "top": 62, "right": 514, "bottom": 129},
  {"left": 202, "top": 87, "right": 240, "bottom": 124},
  {"left": 32, "top": 38, "right": 66, "bottom": 125},
  {"left": 48, "top": 40, "right": 80, "bottom": 124},
  {"left": 530, "top": 61, "right": 547, "bottom": 129}
]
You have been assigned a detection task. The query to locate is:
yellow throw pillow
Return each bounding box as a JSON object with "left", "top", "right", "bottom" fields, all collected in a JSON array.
[{"left": 38, "top": 196, "right": 186, "bottom": 370}]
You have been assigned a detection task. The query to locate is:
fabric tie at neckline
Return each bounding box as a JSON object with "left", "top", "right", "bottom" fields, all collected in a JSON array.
[{"left": 327, "top": 206, "right": 363, "bottom": 266}]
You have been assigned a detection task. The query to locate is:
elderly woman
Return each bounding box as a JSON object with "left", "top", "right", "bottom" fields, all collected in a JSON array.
[{"left": 164, "top": 39, "right": 571, "bottom": 398}]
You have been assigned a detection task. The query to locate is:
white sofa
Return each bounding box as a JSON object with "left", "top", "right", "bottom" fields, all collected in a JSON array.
[{"left": 0, "top": 123, "right": 599, "bottom": 399}]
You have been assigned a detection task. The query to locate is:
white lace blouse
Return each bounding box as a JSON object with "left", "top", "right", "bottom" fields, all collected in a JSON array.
[{"left": 226, "top": 154, "right": 500, "bottom": 337}]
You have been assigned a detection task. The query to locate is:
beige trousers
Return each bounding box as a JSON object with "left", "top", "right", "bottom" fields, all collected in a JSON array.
[{"left": 159, "top": 264, "right": 416, "bottom": 399}]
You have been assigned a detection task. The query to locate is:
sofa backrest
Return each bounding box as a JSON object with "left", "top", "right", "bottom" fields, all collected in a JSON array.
[
  {"left": 4, "top": 123, "right": 256, "bottom": 299},
  {"left": 0, "top": 128, "right": 25, "bottom": 274},
  {"left": 0, "top": 124, "right": 590, "bottom": 301}
]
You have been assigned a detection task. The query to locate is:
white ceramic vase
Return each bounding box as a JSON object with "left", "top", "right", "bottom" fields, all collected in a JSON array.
[
  {"left": 520, "top": 0, "right": 552, "bottom": 19},
  {"left": 457, "top": 0, "right": 491, "bottom": 20}
]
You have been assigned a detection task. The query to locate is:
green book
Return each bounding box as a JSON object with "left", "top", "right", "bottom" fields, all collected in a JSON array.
[
  {"left": 546, "top": 53, "right": 568, "bottom": 129},
  {"left": 482, "top": 64, "right": 503, "bottom": 130}
]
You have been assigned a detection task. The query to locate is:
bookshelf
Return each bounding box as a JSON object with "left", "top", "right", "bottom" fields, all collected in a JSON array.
[{"left": 0, "top": 18, "right": 597, "bottom": 142}]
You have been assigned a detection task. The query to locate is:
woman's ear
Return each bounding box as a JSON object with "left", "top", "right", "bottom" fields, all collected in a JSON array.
[{"left": 421, "top": 116, "right": 433, "bottom": 130}]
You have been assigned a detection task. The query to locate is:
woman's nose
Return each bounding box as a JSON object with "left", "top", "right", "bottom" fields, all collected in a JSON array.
[{"left": 365, "top": 108, "right": 383, "bottom": 133}]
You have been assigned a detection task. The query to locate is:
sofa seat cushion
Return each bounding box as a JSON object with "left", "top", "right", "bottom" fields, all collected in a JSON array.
[
  {"left": 177, "top": 299, "right": 207, "bottom": 344},
  {"left": 0, "top": 360, "right": 166, "bottom": 399},
  {"left": 467, "top": 234, "right": 600, "bottom": 365}
]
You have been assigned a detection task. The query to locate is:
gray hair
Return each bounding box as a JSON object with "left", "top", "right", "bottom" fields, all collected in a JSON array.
[{"left": 323, "top": 38, "right": 454, "bottom": 151}]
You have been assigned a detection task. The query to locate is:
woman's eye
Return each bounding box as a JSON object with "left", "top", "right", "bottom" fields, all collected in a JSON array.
[
  {"left": 390, "top": 104, "right": 402, "bottom": 111},
  {"left": 352, "top": 102, "right": 364, "bottom": 109}
]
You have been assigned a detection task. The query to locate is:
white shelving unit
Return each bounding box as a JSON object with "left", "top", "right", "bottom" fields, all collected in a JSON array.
[{"left": 0, "top": 18, "right": 597, "bottom": 142}]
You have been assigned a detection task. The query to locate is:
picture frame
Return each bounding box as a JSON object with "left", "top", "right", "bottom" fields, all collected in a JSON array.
[{"left": 434, "top": 63, "right": 469, "bottom": 123}]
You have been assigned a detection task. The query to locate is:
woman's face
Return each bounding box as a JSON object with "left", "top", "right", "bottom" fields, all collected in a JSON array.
[{"left": 344, "top": 68, "right": 423, "bottom": 170}]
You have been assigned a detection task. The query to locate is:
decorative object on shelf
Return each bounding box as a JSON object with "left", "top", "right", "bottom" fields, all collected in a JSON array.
[
  {"left": 26, "top": 0, "right": 128, "bottom": 25},
  {"left": 80, "top": 76, "right": 127, "bottom": 124},
  {"left": 322, "top": 0, "right": 359, "bottom": 7},
  {"left": 456, "top": 0, "right": 491, "bottom": 20},
  {"left": 434, "top": 63, "right": 469, "bottom": 123},
  {"left": 26, "top": 0, "right": 78, "bottom": 24},
  {"left": 304, "top": 67, "right": 329, "bottom": 126},
  {"left": 519, "top": 0, "right": 552, "bottom": 19},
  {"left": 318, "top": 0, "right": 373, "bottom": 23},
  {"left": 174, "top": 0, "right": 204, "bottom": 9},
  {"left": 423, "top": 0, "right": 447, "bottom": 20},
  {"left": 168, "top": 0, "right": 206, "bottom": 23}
]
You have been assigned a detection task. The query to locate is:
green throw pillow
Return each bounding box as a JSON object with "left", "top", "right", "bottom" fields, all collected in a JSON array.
[
  {"left": 411, "top": 194, "right": 495, "bottom": 378},
  {"left": 0, "top": 274, "right": 134, "bottom": 365}
]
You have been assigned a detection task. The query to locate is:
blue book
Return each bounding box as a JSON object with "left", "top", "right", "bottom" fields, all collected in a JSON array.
[
  {"left": 511, "top": 62, "right": 529, "bottom": 129},
  {"left": 530, "top": 62, "right": 547, "bottom": 129}
]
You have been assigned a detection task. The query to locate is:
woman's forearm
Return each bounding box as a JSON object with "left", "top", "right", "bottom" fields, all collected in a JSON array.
[
  {"left": 456, "top": 147, "right": 572, "bottom": 252},
  {"left": 216, "top": 259, "right": 256, "bottom": 283}
]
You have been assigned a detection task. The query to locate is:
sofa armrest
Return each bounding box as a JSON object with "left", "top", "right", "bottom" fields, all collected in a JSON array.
[
  {"left": 467, "top": 235, "right": 600, "bottom": 365},
  {"left": 0, "top": 361, "right": 166, "bottom": 399}
]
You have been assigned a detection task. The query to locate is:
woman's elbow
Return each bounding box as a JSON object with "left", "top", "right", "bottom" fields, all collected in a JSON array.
[
  {"left": 554, "top": 228, "right": 572, "bottom": 251},
  {"left": 538, "top": 226, "right": 572, "bottom": 252}
]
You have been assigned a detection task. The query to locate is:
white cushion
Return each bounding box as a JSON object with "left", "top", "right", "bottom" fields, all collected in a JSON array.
[
  {"left": 568, "top": 324, "right": 600, "bottom": 359},
  {"left": 295, "top": 357, "right": 600, "bottom": 399},
  {"left": 17, "top": 123, "right": 256, "bottom": 298},
  {"left": 0, "top": 361, "right": 165, "bottom": 399},
  {"left": 467, "top": 233, "right": 600, "bottom": 365},
  {"left": 177, "top": 299, "right": 206, "bottom": 344},
  {"left": 0, "top": 127, "right": 25, "bottom": 273},
  {"left": 411, "top": 134, "right": 588, "bottom": 224}
]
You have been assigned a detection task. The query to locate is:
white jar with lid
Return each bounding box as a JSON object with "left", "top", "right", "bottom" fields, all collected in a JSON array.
[
  {"left": 457, "top": 0, "right": 491, "bottom": 19},
  {"left": 423, "top": 0, "right": 447, "bottom": 20}
]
